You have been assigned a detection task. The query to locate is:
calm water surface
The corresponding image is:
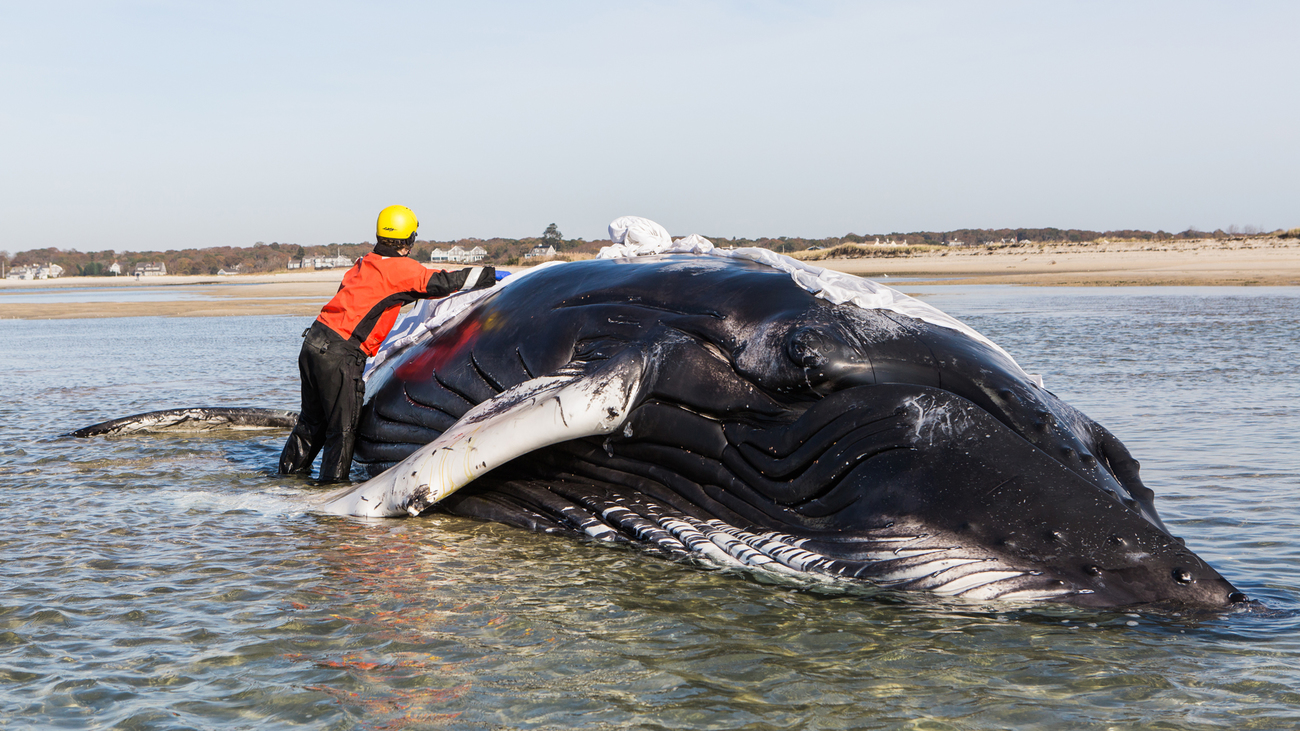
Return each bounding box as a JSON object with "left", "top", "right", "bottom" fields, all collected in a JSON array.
[
  {"left": 2, "top": 286, "right": 1298, "bottom": 730},
  {"left": 0, "top": 284, "right": 321, "bottom": 304}
]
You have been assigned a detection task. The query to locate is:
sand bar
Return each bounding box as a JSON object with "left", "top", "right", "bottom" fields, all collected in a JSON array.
[
  {"left": 815, "top": 237, "right": 1300, "bottom": 286},
  {"left": 0, "top": 274, "right": 349, "bottom": 319},
  {"left": 2, "top": 238, "right": 1297, "bottom": 320}
]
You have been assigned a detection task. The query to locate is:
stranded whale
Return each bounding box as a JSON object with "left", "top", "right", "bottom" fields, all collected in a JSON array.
[
  {"left": 73, "top": 250, "right": 1250, "bottom": 610},
  {"left": 332, "top": 252, "right": 1247, "bottom": 609}
]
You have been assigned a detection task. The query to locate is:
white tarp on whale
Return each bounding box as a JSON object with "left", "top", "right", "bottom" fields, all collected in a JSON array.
[{"left": 367, "top": 216, "right": 1041, "bottom": 388}]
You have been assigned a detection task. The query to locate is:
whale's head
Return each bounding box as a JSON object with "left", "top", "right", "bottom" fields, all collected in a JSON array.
[{"left": 681, "top": 288, "right": 1249, "bottom": 609}]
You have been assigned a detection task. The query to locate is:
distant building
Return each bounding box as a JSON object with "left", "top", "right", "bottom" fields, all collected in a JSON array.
[
  {"left": 524, "top": 245, "right": 556, "bottom": 260},
  {"left": 108, "top": 262, "right": 121, "bottom": 275},
  {"left": 306, "top": 255, "right": 354, "bottom": 269},
  {"left": 217, "top": 264, "right": 245, "bottom": 276},
  {"left": 133, "top": 262, "right": 167, "bottom": 276},
  {"left": 5, "top": 263, "right": 65, "bottom": 280},
  {"left": 429, "top": 246, "right": 487, "bottom": 264},
  {"left": 286, "top": 254, "right": 354, "bottom": 269}
]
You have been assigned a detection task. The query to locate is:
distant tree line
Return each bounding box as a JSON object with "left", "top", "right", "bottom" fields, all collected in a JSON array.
[
  {"left": 714, "top": 226, "right": 1288, "bottom": 252},
  {"left": 4, "top": 241, "right": 374, "bottom": 277},
  {"left": 3, "top": 226, "right": 1293, "bottom": 276}
]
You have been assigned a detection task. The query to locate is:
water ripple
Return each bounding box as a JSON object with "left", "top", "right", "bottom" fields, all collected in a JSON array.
[{"left": 1, "top": 297, "right": 1298, "bottom": 729}]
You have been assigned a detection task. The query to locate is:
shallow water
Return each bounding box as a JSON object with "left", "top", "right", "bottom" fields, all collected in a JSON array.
[
  {"left": 0, "top": 285, "right": 321, "bottom": 304},
  {"left": 0, "top": 287, "right": 212, "bottom": 303},
  {"left": 2, "top": 287, "right": 1298, "bottom": 730}
]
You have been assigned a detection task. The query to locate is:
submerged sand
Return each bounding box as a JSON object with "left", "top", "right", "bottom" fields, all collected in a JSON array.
[{"left": 2, "top": 237, "right": 1297, "bottom": 320}]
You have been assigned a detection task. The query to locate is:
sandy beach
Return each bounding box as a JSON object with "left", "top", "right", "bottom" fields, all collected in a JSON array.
[
  {"left": 3, "top": 237, "right": 1297, "bottom": 319},
  {"left": 816, "top": 236, "right": 1300, "bottom": 287}
]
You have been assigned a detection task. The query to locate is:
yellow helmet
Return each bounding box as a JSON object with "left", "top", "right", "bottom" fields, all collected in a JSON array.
[{"left": 376, "top": 205, "right": 419, "bottom": 242}]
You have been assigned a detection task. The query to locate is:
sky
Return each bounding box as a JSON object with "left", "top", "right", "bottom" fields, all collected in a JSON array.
[{"left": 1, "top": 1, "right": 1297, "bottom": 251}]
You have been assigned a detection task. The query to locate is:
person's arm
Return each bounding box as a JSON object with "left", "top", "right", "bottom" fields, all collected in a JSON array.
[{"left": 423, "top": 266, "right": 497, "bottom": 298}]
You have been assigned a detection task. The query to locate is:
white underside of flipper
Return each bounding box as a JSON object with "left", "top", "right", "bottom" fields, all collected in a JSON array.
[{"left": 318, "top": 350, "right": 647, "bottom": 518}]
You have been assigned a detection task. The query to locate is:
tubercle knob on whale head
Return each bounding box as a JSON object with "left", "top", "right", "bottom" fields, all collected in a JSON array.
[{"left": 781, "top": 325, "right": 876, "bottom": 393}]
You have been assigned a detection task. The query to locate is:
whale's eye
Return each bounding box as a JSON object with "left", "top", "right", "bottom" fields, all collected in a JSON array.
[
  {"left": 1172, "top": 568, "right": 1193, "bottom": 584},
  {"left": 1084, "top": 565, "right": 1102, "bottom": 577}
]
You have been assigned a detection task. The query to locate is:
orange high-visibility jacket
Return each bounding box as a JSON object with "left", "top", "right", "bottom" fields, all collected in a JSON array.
[{"left": 316, "top": 253, "right": 469, "bottom": 356}]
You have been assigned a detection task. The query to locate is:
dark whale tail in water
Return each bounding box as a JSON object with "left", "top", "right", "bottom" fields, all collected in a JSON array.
[
  {"left": 72, "top": 243, "right": 1253, "bottom": 610},
  {"left": 68, "top": 407, "right": 297, "bottom": 437}
]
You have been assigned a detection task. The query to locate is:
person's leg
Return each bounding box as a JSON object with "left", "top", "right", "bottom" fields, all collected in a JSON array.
[
  {"left": 279, "top": 341, "right": 328, "bottom": 474},
  {"left": 317, "top": 347, "right": 366, "bottom": 483}
]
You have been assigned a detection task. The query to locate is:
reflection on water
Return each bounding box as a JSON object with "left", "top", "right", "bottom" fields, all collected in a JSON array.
[{"left": 1, "top": 290, "right": 1298, "bottom": 729}]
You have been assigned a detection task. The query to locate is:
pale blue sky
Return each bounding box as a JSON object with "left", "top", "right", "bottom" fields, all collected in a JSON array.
[{"left": 1, "top": 1, "right": 1296, "bottom": 251}]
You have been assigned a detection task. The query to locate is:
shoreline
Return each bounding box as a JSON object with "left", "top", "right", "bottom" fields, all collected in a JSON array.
[
  {"left": 812, "top": 236, "right": 1300, "bottom": 287},
  {"left": 3, "top": 238, "right": 1298, "bottom": 320}
]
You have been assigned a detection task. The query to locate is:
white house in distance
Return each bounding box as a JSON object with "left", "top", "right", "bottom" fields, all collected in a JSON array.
[
  {"left": 429, "top": 246, "right": 459, "bottom": 263},
  {"left": 429, "top": 245, "right": 487, "bottom": 264},
  {"left": 288, "top": 254, "right": 354, "bottom": 270},
  {"left": 524, "top": 245, "right": 556, "bottom": 260},
  {"left": 132, "top": 262, "right": 167, "bottom": 276},
  {"left": 5, "top": 263, "right": 65, "bottom": 280},
  {"left": 313, "top": 255, "right": 354, "bottom": 269}
]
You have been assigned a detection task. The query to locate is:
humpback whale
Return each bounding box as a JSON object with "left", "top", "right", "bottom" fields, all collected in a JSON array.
[
  {"left": 73, "top": 245, "right": 1250, "bottom": 610},
  {"left": 325, "top": 251, "right": 1247, "bottom": 610}
]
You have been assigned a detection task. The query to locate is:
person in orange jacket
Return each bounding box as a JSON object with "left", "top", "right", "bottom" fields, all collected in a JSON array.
[{"left": 279, "top": 205, "right": 496, "bottom": 482}]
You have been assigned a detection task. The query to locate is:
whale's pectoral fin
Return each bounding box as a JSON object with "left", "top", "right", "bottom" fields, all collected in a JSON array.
[
  {"left": 318, "top": 349, "right": 649, "bottom": 518},
  {"left": 68, "top": 407, "right": 299, "bottom": 437}
]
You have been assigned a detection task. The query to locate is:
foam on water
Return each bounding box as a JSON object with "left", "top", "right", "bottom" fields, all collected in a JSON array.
[{"left": 160, "top": 485, "right": 313, "bottom": 517}]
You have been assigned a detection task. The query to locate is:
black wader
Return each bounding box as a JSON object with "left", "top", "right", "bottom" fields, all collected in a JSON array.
[{"left": 278, "top": 321, "right": 368, "bottom": 482}]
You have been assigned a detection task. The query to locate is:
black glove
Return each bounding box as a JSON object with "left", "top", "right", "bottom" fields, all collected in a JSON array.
[{"left": 459, "top": 266, "right": 497, "bottom": 291}]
